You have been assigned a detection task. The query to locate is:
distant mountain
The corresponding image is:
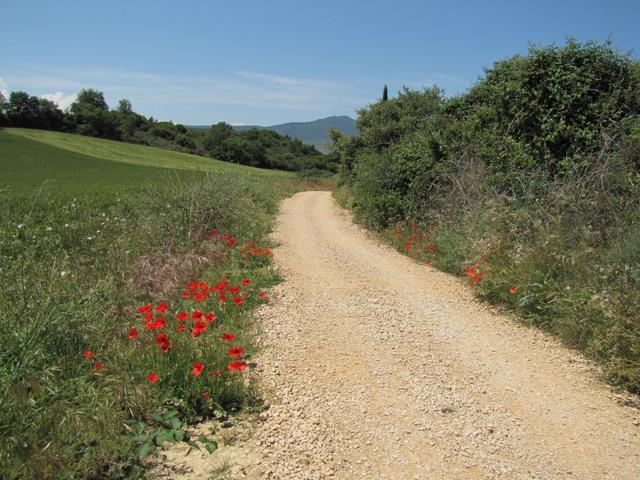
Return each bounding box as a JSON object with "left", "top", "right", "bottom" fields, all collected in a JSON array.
[{"left": 189, "top": 116, "right": 358, "bottom": 152}]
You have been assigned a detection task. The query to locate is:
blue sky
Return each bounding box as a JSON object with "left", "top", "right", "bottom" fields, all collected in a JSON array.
[{"left": 1, "top": 0, "right": 638, "bottom": 125}]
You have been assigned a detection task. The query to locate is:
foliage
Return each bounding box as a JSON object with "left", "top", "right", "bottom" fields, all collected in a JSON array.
[{"left": 335, "top": 39, "right": 640, "bottom": 393}]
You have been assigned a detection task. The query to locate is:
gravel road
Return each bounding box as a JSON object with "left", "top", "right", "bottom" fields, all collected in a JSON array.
[{"left": 157, "top": 190, "right": 640, "bottom": 479}]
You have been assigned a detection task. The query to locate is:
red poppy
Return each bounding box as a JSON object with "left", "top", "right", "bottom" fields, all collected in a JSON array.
[
  {"left": 155, "top": 333, "right": 171, "bottom": 352},
  {"left": 509, "top": 286, "right": 518, "bottom": 295},
  {"left": 156, "top": 303, "right": 169, "bottom": 313},
  {"left": 181, "top": 291, "right": 190, "bottom": 299},
  {"left": 227, "top": 361, "right": 246, "bottom": 372},
  {"left": 222, "top": 332, "right": 235, "bottom": 342},
  {"left": 258, "top": 290, "right": 269, "bottom": 301},
  {"left": 147, "top": 317, "right": 166, "bottom": 331},
  {"left": 128, "top": 327, "right": 139, "bottom": 340},
  {"left": 218, "top": 295, "right": 227, "bottom": 303},
  {"left": 176, "top": 311, "right": 188, "bottom": 321},
  {"left": 192, "top": 310, "right": 203, "bottom": 320},
  {"left": 92, "top": 361, "right": 103, "bottom": 372},
  {"left": 404, "top": 241, "right": 412, "bottom": 250},
  {"left": 194, "top": 292, "right": 207, "bottom": 302},
  {"left": 411, "top": 222, "right": 417, "bottom": 230},
  {"left": 144, "top": 313, "right": 154, "bottom": 322},
  {"left": 191, "top": 361, "right": 205, "bottom": 376},
  {"left": 204, "top": 312, "right": 217, "bottom": 323},
  {"left": 233, "top": 296, "right": 243, "bottom": 306},
  {"left": 202, "top": 391, "right": 210, "bottom": 399},
  {"left": 137, "top": 304, "right": 153, "bottom": 314},
  {"left": 228, "top": 346, "right": 245, "bottom": 358},
  {"left": 242, "top": 278, "right": 251, "bottom": 286},
  {"left": 428, "top": 244, "right": 436, "bottom": 253},
  {"left": 192, "top": 321, "right": 207, "bottom": 337},
  {"left": 82, "top": 351, "right": 96, "bottom": 359},
  {"left": 148, "top": 373, "right": 159, "bottom": 383},
  {"left": 229, "top": 286, "right": 241, "bottom": 294},
  {"left": 176, "top": 324, "right": 186, "bottom": 333}
]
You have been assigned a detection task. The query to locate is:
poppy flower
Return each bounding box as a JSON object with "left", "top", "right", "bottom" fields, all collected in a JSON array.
[
  {"left": 147, "top": 317, "right": 166, "bottom": 331},
  {"left": 156, "top": 303, "right": 169, "bottom": 313},
  {"left": 242, "top": 278, "right": 251, "bottom": 286},
  {"left": 148, "top": 373, "right": 159, "bottom": 383},
  {"left": 233, "top": 296, "right": 243, "bottom": 306},
  {"left": 128, "top": 327, "right": 139, "bottom": 340},
  {"left": 222, "top": 332, "right": 235, "bottom": 342},
  {"left": 228, "top": 346, "right": 245, "bottom": 358},
  {"left": 428, "top": 244, "right": 436, "bottom": 253},
  {"left": 155, "top": 333, "right": 171, "bottom": 352},
  {"left": 194, "top": 293, "right": 207, "bottom": 302},
  {"left": 202, "top": 391, "right": 210, "bottom": 399},
  {"left": 411, "top": 222, "right": 417, "bottom": 230},
  {"left": 227, "top": 361, "right": 246, "bottom": 372},
  {"left": 92, "top": 361, "right": 103, "bottom": 372},
  {"left": 404, "top": 241, "right": 412, "bottom": 250},
  {"left": 258, "top": 290, "right": 269, "bottom": 301},
  {"left": 191, "top": 361, "right": 205, "bottom": 376},
  {"left": 176, "top": 311, "right": 188, "bottom": 321},
  {"left": 181, "top": 291, "right": 190, "bottom": 299},
  {"left": 218, "top": 295, "right": 227, "bottom": 303},
  {"left": 82, "top": 351, "right": 96, "bottom": 359},
  {"left": 144, "top": 313, "right": 154, "bottom": 322},
  {"left": 229, "top": 286, "right": 240, "bottom": 295},
  {"left": 192, "top": 310, "right": 203, "bottom": 320},
  {"left": 137, "top": 305, "right": 153, "bottom": 314},
  {"left": 509, "top": 286, "right": 518, "bottom": 295},
  {"left": 192, "top": 321, "right": 207, "bottom": 337},
  {"left": 176, "top": 324, "right": 186, "bottom": 333},
  {"left": 204, "top": 312, "right": 217, "bottom": 323}
]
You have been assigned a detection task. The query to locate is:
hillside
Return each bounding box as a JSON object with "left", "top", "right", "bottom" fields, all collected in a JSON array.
[
  {"left": 0, "top": 128, "right": 292, "bottom": 192},
  {"left": 191, "top": 115, "right": 358, "bottom": 151}
]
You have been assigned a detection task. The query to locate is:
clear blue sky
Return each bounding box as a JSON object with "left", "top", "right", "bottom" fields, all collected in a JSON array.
[{"left": 1, "top": 0, "right": 638, "bottom": 125}]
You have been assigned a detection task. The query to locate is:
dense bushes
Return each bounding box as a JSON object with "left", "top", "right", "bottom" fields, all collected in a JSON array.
[
  {"left": 334, "top": 40, "right": 640, "bottom": 392},
  {"left": 0, "top": 88, "right": 333, "bottom": 172}
]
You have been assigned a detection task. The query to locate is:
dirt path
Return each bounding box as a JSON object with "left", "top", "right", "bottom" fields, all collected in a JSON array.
[{"left": 157, "top": 191, "right": 640, "bottom": 479}]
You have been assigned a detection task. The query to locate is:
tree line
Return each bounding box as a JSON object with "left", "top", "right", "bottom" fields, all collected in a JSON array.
[{"left": 0, "top": 89, "right": 335, "bottom": 172}]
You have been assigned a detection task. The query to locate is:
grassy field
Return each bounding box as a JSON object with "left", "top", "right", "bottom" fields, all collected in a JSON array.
[{"left": 0, "top": 129, "right": 302, "bottom": 479}]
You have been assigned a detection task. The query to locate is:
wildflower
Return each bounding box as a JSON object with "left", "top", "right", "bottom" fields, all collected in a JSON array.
[
  {"left": 404, "top": 241, "right": 412, "bottom": 250},
  {"left": 181, "top": 291, "right": 190, "bottom": 299},
  {"left": 137, "top": 305, "right": 153, "bottom": 314},
  {"left": 148, "top": 373, "right": 159, "bottom": 383},
  {"left": 218, "top": 295, "right": 227, "bottom": 303},
  {"left": 92, "top": 361, "right": 104, "bottom": 372},
  {"left": 204, "top": 312, "right": 217, "bottom": 323},
  {"left": 229, "top": 286, "right": 241, "bottom": 295},
  {"left": 191, "top": 361, "right": 205, "bottom": 376},
  {"left": 227, "top": 361, "right": 246, "bottom": 372},
  {"left": 242, "top": 278, "right": 251, "bottom": 286},
  {"left": 258, "top": 290, "right": 269, "bottom": 301},
  {"left": 411, "top": 222, "right": 417, "bottom": 229},
  {"left": 509, "top": 286, "right": 518, "bottom": 295},
  {"left": 128, "top": 327, "right": 139, "bottom": 340},
  {"left": 147, "top": 317, "right": 166, "bottom": 331},
  {"left": 228, "top": 346, "right": 245, "bottom": 358},
  {"left": 144, "top": 313, "right": 154, "bottom": 322},
  {"left": 233, "top": 296, "right": 243, "bottom": 306},
  {"left": 82, "top": 351, "right": 96, "bottom": 359},
  {"left": 155, "top": 333, "right": 171, "bottom": 352},
  {"left": 176, "top": 324, "right": 187, "bottom": 333},
  {"left": 222, "top": 333, "right": 235, "bottom": 342},
  {"left": 194, "top": 292, "right": 207, "bottom": 301},
  {"left": 202, "top": 391, "right": 210, "bottom": 399},
  {"left": 156, "top": 303, "right": 169, "bottom": 313},
  {"left": 192, "top": 310, "right": 203, "bottom": 320},
  {"left": 176, "top": 312, "right": 188, "bottom": 321},
  {"left": 192, "top": 321, "right": 207, "bottom": 337},
  {"left": 428, "top": 244, "right": 436, "bottom": 253}
]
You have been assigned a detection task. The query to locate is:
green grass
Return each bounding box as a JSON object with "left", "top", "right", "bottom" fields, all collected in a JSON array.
[
  {"left": 0, "top": 130, "right": 303, "bottom": 479},
  {"left": 4, "top": 128, "right": 291, "bottom": 176}
]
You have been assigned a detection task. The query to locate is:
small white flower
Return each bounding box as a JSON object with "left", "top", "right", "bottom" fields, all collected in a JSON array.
[
  {"left": 46, "top": 227, "right": 52, "bottom": 231},
  {"left": 60, "top": 271, "right": 67, "bottom": 277},
  {"left": 17, "top": 224, "right": 24, "bottom": 229}
]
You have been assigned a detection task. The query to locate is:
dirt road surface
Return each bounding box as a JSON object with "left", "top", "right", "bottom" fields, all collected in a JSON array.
[{"left": 157, "top": 191, "right": 640, "bottom": 479}]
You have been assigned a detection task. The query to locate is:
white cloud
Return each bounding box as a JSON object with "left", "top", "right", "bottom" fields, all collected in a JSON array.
[
  {"left": 0, "top": 78, "right": 8, "bottom": 97},
  {"left": 41, "top": 91, "right": 77, "bottom": 110}
]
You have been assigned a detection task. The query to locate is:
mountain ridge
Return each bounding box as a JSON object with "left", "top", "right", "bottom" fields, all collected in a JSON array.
[{"left": 188, "top": 115, "right": 358, "bottom": 152}]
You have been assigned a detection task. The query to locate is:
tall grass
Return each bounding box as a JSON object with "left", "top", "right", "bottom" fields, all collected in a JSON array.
[{"left": 0, "top": 172, "right": 299, "bottom": 479}]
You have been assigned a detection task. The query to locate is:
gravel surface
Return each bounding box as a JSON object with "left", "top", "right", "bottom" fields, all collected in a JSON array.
[{"left": 157, "top": 190, "right": 640, "bottom": 479}]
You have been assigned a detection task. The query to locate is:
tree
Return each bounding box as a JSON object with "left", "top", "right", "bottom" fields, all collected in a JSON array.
[
  {"left": 70, "top": 89, "right": 118, "bottom": 138},
  {"left": 382, "top": 85, "right": 388, "bottom": 102},
  {"left": 117, "top": 99, "right": 132, "bottom": 114},
  {"left": 6, "top": 91, "right": 42, "bottom": 128}
]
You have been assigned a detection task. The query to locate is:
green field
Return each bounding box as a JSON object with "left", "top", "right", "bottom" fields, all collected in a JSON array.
[
  {"left": 0, "top": 128, "right": 292, "bottom": 193},
  {"left": 0, "top": 129, "right": 302, "bottom": 479}
]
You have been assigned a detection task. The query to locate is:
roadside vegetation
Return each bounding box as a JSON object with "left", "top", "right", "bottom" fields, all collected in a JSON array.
[
  {"left": 0, "top": 131, "right": 305, "bottom": 478},
  {"left": 332, "top": 40, "right": 640, "bottom": 393},
  {"left": 0, "top": 88, "right": 336, "bottom": 173}
]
